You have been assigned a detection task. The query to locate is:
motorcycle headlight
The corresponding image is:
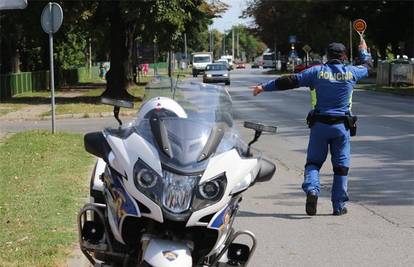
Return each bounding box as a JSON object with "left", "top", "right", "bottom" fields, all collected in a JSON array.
[
  {"left": 193, "top": 173, "right": 227, "bottom": 210},
  {"left": 199, "top": 180, "right": 220, "bottom": 199},
  {"left": 135, "top": 168, "right": 157, "bottom": 188},
  {"left": 133, "top": 159, "right": 162, "bottom": 203},
  {"left": 162, "top": 171, "right": 198, "bottom": 213}
]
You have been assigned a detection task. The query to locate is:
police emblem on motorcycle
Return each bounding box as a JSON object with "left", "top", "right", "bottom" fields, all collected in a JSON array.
[{"left": 163, "top": 251, "right": 178, "bottom": 261}]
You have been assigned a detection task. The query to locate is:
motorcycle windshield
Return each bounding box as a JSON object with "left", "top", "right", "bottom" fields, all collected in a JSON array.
[{"left": 131, "top": 76, "right": 243, "bottom": 173}]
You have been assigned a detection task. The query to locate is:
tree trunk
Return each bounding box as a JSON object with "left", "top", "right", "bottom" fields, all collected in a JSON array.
[
  {"left": 126, "top": 25, "right": 137, "bottom": 86},
  {"left": 11, "top": 48, "right": 21, "bottom": 73},
  {"left": 100, "top": 0, "right": 134, "bottom": 108},
  {"left": 0, "top": 36, "right": 11, "bottom": 73}
]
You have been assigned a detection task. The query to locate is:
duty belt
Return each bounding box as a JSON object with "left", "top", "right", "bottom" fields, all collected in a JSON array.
[
  {"left": 313, "top": 115, "right": 347, "bottom": 125},
  {"left": 306, "top": 113, "right": 358, "bottom": 136}
]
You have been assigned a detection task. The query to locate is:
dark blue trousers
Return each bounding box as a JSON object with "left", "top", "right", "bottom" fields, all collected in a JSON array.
[{"left": 302, "top": 122, "right": 350, "bottom": 211}]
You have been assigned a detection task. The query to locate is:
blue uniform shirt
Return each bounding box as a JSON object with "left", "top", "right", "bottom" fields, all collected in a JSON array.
[{"left": 262, "top": 51, "right": 371, "bottom": 116}]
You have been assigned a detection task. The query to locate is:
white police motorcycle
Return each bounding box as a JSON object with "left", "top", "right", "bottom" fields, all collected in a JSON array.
[{"left": 78, "top": 77, "right": 276, "bottom": 267}]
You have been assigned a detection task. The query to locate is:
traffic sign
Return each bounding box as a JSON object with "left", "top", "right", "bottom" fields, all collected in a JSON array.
[
  {"left": 41, "top": 2, "right": 63, "bottom": 34},
  {"left": 353, "top": 19, "right": 367, "bottom": 32},
  {"left": 0, "top": 0, "right": 27, "bottom": 10},
  {"left": 41, "top": 2, "right": 63, "bottom": 134},
  {"left": 288, "top": 35, "right": 297, "bottom": 44},
  {"left": 353, "top": 19, "right": 367, "bottom": 40},
  {"left": 302, "top": 44, "right": 312, "bottom": 53}
]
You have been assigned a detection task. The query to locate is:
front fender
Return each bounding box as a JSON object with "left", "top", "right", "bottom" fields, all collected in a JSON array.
[{"left": 143, "top": 239, "right": 192, "bottom": 267}]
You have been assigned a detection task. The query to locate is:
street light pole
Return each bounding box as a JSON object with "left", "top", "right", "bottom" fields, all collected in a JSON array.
[
  {"left": 349, "top": 20, "right": 353, "bottom": 64},
  {"left": 89, "top": 37, "right": 92, "bottom": 78},
  {"left": 232, "top": 28, "right": 234, "bottom": 59},
  {"left": 184, "top": 32, "right": 187, "bottom": 62},
  {"left": 236, "top": 30, "right": 239, "bottom": 60},
  {"left": 223, "top": 32, "right": 226, "bottom": 55},
  {"left": 211, "top": 32, "right": 214, "bottom": 58}
]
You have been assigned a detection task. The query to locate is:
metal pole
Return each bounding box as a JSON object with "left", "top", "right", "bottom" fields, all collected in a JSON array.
[
  {"left": 223, "top": 32, "right": 225, "bottom": 55},
  {"left": 232, "top": 28, "right": 234, "bottom": 59},
  {"left": 236, "top": 30, "right": 239, "bottom": 59},
  {"left": 49, "top": 33, "right": 56, "bottom": 133},
  {"left": 184, "top": 33, "right": 187, "bottom": 62},
  {"left": 211, "top": 32, "right": 214, "bottom": 58},
  {"left": 272, "top": 37, "right": 277, "bottom": 70},
  {"left": 209, "top": 31, "right": 211, "bottom": 52},
  {"left": 89, "top": 37, "right": 92, "bottom": 78},
  {"left": 349, "top": 20, "right": 353, "bottom": 65},
  {"left": 210, "top": 31, "right": 213, "bottom": 53},
  {"left": 48, "top": 3, "right": 56, "bottom": 134}
]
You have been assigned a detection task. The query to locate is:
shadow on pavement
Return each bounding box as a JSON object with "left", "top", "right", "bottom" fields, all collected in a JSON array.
[
  {"left": 1, "top": 82, "right": 143, "bottom": 105},
  {"left": 237, "top": 210, "right": 311, "bottom": 220}
]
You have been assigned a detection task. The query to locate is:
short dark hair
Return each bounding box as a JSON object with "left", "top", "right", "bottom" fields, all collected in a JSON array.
[{"left": 327, "top": 43, "right": 346, "bottom": 60}]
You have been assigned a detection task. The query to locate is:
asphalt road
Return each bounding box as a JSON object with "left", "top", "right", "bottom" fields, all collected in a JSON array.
[
  {"left": 210, "top": 68, "right": 414, "bottom": 266},
  {"left": 2, "top": 68, "right": 413, "bottom": 266}
]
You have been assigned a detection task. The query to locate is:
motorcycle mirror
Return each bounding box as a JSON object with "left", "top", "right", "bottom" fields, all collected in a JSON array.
[
  {"left": 113, "top": 106, "right": 122, "bottom": 127},
  {"left": 84, "top": 132, "right": 111, "bottom": 162},
  {"left": 255, "top": 158, "right": 276, "bottom": 182},
  {"left": 243, "top": 122, "right": 277, "bottom": 157},
  {"left": 244, "top": 121, "right": 277, "bottom": 134}
]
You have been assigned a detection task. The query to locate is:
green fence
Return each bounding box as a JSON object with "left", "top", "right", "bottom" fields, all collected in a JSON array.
[
  {"left": 0, "top": 67, "right": 101, "bottom": 100},
  {"left": 0, "top": 71, "right": 50, "bottom": 99},
  {"left": 57, "top": 66, "right": 101, "bottom": 86},
  {"left": 149, "top": 62, "right": 168, "bottom": 69}
]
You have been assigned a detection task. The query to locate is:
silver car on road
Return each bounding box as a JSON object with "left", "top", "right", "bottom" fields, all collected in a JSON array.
[{"left": 203, "top": 63, "right": 230, "bottom": 85}]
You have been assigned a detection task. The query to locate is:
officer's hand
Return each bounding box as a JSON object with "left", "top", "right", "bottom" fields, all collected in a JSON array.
[
  {"left": 359, "top": 39, "right": 367, "bottom": 51},
  {"left": 252, "top": 85, "right": 264, "bottom": 96}
]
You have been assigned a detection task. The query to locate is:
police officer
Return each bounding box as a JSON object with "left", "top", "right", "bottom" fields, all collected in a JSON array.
[{"left": 252, "top": 40, "right": 372, "bottom": 216}]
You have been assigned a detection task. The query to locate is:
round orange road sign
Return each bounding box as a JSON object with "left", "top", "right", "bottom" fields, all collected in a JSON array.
[{"left": 353, "top": 19, "right": 367, "bottom": 32}]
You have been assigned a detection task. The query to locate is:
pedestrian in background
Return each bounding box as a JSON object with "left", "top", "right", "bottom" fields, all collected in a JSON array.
[
  {"left": 143, "top": 63, "right": 149, "bottom": 76},
  {"left": 252, "top": 39, "right": 372, "bottom": 216},
  {"left": 99, "top": 63, "right": 106, "bottom": 80}
]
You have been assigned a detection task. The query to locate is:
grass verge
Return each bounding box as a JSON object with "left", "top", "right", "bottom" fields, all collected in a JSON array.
[
  {"left": 0, "top": 131, "right": 94, "bottom": 266},
  {"left": 41, "top": 86, "right": 145, "bottom": 117},
  {"left": 0, "top": 103, "right": 26, "bottom": 116},
  {"left": 356, "top": 84, "right": 414, "bottom": 96}
]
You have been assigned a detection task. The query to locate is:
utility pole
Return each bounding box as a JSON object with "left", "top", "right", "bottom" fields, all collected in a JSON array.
[
  {"left": 209, "top": 31, "right": 212, "bottom": 52},
  {"left": 236, "top": 30, "right": 239, "bottom": 60},
  {"left": 184, "top": 33, "right": 187, "bottom": 62},
  {"left": 349, "top": 20, "right": 353, "bottom": 64},
  {"left": 89, "top": 37, "right": 92, "bottom": 78},
  {"left": 211, "top": 31, "right": 214, "bottom": 53},
  {"left": 232, "top": 28, "right": 234, "bottom": 58},
  {"left": 223, "top": 32, "right": 226, "bottom": 55},
  {"left": 211, "top": 32, "right": 214, "bottom": 58}
]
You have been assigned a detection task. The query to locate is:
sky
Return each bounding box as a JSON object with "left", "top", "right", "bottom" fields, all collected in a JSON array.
[{"left": 211, "top": 0, "right": 254, "bottom": 32}]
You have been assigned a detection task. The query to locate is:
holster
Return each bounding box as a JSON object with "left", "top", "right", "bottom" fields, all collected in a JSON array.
[
  {"left": 345, "top": 115, "right": 358, "bottom": 136},
  {"left": 306, "top": 111, "right": 316, "bottom": 128}
]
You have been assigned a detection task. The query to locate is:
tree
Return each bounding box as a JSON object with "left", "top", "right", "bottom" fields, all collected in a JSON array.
[
  {"left": 0, "top": 0, "right": 228, "bottom": 107},
  {"left": 244, "top": 0, "right": 413, "bottom": 59},
  {"left": 99, "top": 0, "right": 228, "bottom": 107},
  {"left": 0, "top": 0, "right": 97, "bottom": 73},
  {"left": 230, "top": 25, "right": 266, "bottom": 61}
]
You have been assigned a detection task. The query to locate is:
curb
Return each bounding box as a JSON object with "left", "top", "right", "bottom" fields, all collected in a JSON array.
[
  {"left": 41, "top": 111, "right": 137, "bottom": 120},
  {"left": 0, "top": 111, "right": 137, "bottom": 122}
]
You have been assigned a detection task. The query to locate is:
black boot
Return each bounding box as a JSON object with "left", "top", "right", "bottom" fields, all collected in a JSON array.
[
  {"left": 306, "top": 192, "right": 318, "bottom": 216},
  {"left": 333, "top": 207, "right": 348, "bottom": 216}
]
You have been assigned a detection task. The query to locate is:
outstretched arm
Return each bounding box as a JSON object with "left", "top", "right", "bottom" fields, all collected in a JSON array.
[{"left": 252, "top": 67, "right": 316, "bottom": 96}]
